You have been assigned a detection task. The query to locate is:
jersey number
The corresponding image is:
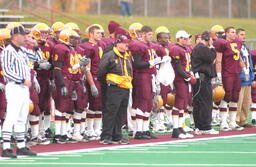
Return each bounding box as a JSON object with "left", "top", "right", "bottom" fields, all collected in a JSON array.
[{"left": 230, "top": 43, "right": 240, "bottom": 60}]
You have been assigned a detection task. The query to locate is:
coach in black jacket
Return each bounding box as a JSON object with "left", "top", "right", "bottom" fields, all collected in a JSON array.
[
  {"left": 191, "top": 31, "right": 218, "bottom": 135},
  {"left": 97, "top": 34, "right": 133, "bottom": 144}
]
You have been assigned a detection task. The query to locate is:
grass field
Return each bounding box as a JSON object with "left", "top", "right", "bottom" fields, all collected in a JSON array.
[
  {"left": 1, "top": 134, "right": 256, "bottom": 167},
  {"left": 11, "top": 11, "right": 256, "bottom": 39}
]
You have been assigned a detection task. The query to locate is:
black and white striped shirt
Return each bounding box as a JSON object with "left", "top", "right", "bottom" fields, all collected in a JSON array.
[{"left": 0, "top": 43, "right": 31, "bottom": 83}]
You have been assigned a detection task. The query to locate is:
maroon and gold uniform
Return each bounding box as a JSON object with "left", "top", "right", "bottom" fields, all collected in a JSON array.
[
  {"left": 37, "top": 40, "right": 54, "bottom": 114},
  {"left": 53, "top": 43, "right": 74, "bottom": 113},
  {"left": 129, "top": 41, "right": 156, "bottom": 113},
  {"left": 214, "top": 38, "right": 242, "bottom": 102},
  {"left": 79, "top": 41, "right": 103, "bottom": 111},
  {"left": 169, "top": 44, "right": 191, "bottom": 110}
]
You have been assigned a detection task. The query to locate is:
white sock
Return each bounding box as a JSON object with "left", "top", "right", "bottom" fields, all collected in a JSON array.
[
  {"left": 172, "top": 115, "right": 179, "bottom": 129},
  {"left": 29, "top": 115, "right": 39, "bottom": 138},
  {"left": 73, "top": 112, "right": 82, "bottom": 134},
  {"left": 166, "top": 110, "right": 173, "bottom": 125},
  {"left": 39, "top": 114, "right": 44, "bottom": 135},
  {"left": 86, "top": 118, "right": 94, "bottom": 135},
  {"left": 143, "top": 119, "right": 150, "bottom": 131},
  {"left": 228, "top": 111, "right": 237, "bottom": 125},
  {"left": 190, "top": 113, "right": 194, "bottom": 125},
  {"left": 252, "top": 111, "right": 256, "bottom": 120},
  {"left": 94, "top": 118, "right": 102, "bottom": 136},
  {"left": 220, "top": 112, "right": 228, "bottom": 126},
  {"left": 136, "top": 118, "right": 143, "bottom": 132},
  {"left": 54, "top": 110, "right": 62, "bottom": 135},
  {"left": 43, "top": 115, "right": 51, "bottom": 130}
]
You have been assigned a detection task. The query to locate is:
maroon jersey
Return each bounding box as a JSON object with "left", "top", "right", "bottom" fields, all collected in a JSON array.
[
  {"left": 53, "top": 43, "right": 73, "bottom": 82},
  {"left": 101, "top": 36, "right": 115, "bottom": 49},
  {"left": 37, "top": 41, "right": 54, "bottom": 79},
  {"left": 169, "top": 44, "right": 191, "bottom": 81},
  {"left": 186, "top": 45, "right": 194, "bottom": 54},
  {"left": 78, "top": 42, "right": 103, "bottom": 76},
  {"left": 214, "top": 38, "right": 242, "bottom": 76},
  {"left": 129, "top": 41, "right": 158, "bottom": 75},
  {"left": 71, "top": 46, "right": 84, "bottom": 81},
  {"left": 151, "top": 42, "right": 167, "bottom": 58}
]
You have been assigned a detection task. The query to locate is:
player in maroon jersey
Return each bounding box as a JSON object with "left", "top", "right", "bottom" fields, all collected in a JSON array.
[
  {"left": 169, "top": 30, "right": 196, "bottom": 138},
  {"left": 214, "top": 26, "right": 245, "bottom": 131},
  {"left": 130, "top": 26, "right": 166, "bottom": 139},
  {"left": 48, "top": 21, "right": 65, "bottom": 45},
  {"left": 78, "top": 25, "right": 103, "bottom": 140},
  {"left": 31, "top": 23, "right": 55, "bottom": 138},
  {"left": 53, "top": 29, "right": 89, "bottom": 143}
]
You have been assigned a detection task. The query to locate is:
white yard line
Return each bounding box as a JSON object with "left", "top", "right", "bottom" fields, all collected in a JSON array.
[
  {"left": 0, "top": 162, "right": 256, "bottom": 166},
  {"left": 37, "top": 133, "right": 256, "bottom": 156},
  {"left": 107, "top": 151, "right": 256, "bottom": 154}
]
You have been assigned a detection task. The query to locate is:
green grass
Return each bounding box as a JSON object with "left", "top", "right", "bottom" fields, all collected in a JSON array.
[
  {"left": 11, "top": 11, "right": 256, "bottom": 39},
  {"left": 1, "top": 135, "right": 256, "bottom": 167}
]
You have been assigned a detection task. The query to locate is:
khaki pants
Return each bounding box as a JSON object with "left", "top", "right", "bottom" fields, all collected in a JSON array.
[{"left": 236, "top": 86, "right": 251, "bottom": 125}]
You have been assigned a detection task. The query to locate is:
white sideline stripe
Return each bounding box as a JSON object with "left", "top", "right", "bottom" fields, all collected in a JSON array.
[
  {"left": 44, "top": 154, "right": 81, "bottom": 157},
  {"left": 0, "top": 162, "right": 256, "bottom": 166},
  {"left": 118, "top": 148, "right": 149, "bottom": 150},
  {"left": 0, "top": 159, "right": 35, "bottom": 162},
  {"left": 21, "top": 157, "right": 59, "bottom": 160},
  {"left": 108, "top": 151, "right": 256, "bottom": 154},
  {"left": 79, "top": 152, "right": 105, "bottom": 155},
  {"left": 38, "top": 133, "right": 256, "bottom": 156}
]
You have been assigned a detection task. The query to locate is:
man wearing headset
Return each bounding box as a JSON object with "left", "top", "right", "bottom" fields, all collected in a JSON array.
[{"left": 191, "top": 31, "right": 219, "bottom": 135}]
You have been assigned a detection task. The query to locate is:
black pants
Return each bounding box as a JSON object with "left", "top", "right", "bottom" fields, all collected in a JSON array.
[
  {"left": 101, "top": 85, "right": 129, "bottom": 141},
  {"left": 192, "top": 77, "right": 212, "bottom": 130}
]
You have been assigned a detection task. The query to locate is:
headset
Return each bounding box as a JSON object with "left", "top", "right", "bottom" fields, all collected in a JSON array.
[
  {"left": 115, "top": 34, "right": 122, "bottom": 43},
  {"left": 201, "top": 31, "right": 211, "bottom": 41}
]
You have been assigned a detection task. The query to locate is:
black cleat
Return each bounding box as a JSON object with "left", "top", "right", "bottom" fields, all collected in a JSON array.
[
  {"left": 134, "top": 131, "right": 151, "bottom": 140},
  {"left": 112, "top": 138, "right": 129, "bottom": 144},
  {"left": 252, "top": 119, "right": 256, "bottom": 126},
  {"left": 144, "top": 131, "right": 158, "bottom": 139},
  {"left": 2, "top": 149, "right": 17, "bottom": 158},
  {"left": 53, "top": 135, "right": 66, "bottom": 144},
  {"left": 99, "top": 139, "right": 112, "bottom": 145},
  {"left": 16, "top": 147, "right": 37, "bottom": 156},
  {"left": 171, "top": 128, "right": 187, "bottom": 139},
  {"left": 45, "top": 128, "right": 54, "bottom": 138}
]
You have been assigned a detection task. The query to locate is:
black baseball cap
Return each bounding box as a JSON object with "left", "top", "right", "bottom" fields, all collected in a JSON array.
[{"left": 10, "top": 25, "right": 26, "bottom": 36}]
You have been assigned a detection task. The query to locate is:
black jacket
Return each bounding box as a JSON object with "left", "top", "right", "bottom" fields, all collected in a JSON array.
[
  {"left": 97, "top": 47, "right": 133, "bottom": 88},
  {"left": 191, "top": 43, "right": 216, "bottom": 78}
]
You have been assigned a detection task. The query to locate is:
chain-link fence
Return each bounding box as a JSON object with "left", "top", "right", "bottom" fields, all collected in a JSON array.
[
  {"left": 88, "top": 0, "right": 256, "bottom": 18},
  {"left": 1, "top": 0, "right": 256, "bottom": 18}
]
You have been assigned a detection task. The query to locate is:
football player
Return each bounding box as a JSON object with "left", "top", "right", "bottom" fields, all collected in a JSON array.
[
  {"left": 31, "top": 23, "right": 55, "bottom": 138},
  {"left": 214, "top": 26, "right": 245, "bottom": 131},
  {"left": 169, "top": 30, "right": 195, "bottom": 138},
  {"left": 78, "top": 25, "right": 103, "bottom": 140}
]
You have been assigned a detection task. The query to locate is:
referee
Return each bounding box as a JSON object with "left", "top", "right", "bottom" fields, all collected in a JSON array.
[
  {"left": 191, "top": 31, "right": 219, "bottom": 135},
  {"left": 1, "top": 25, "right": 37, "bottom": 158}
]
